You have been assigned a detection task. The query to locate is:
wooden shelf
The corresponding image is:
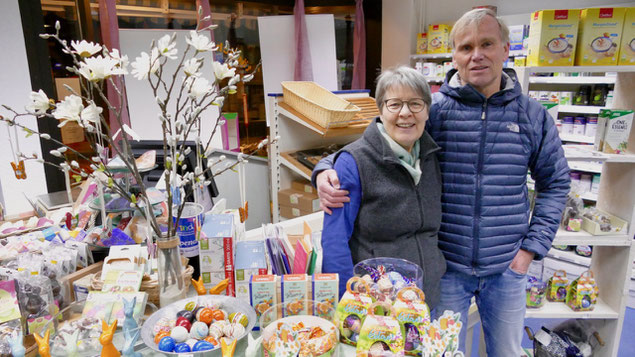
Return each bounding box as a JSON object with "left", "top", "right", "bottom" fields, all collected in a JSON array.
[
  {"left": 279, "top": 152, "right": 312, "bottom": 181},
  {"left": 560, "top": 133, "right": 595, "bottom": 144},
  {"left": 553, "top": 228, "right": 631, "bottom": 246},
  {"left": 558, "top": 105, "right": 606, "bottom": 114},
  {"left": 525, "top": 297, "right": 618, "bottom": 319},
  {"left": 277, "top": 102, "right": 370, "bottom": 138},
  {"left": 530, "top": 76, "right": 616, "bottom": 84}
]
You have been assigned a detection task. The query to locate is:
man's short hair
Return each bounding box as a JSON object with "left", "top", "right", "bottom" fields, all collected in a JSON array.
[
  {"left": 449, "top": 8, "right": 510, "bottom": 49},
  {"left": 375, "top": 66, "right": 432, "bottom": 111}
]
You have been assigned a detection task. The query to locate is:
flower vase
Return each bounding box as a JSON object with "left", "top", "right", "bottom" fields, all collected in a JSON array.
[{"left": 157, "top": 236, "right": 186, "bottom": 307}]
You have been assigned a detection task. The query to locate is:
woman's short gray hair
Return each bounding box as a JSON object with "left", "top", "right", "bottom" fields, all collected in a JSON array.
[
  {"left": 449, "top": 8, "right": 510, "bottom": 49},
  {"left": 375, "top": 66, "right": 431, "bottom": 111}
]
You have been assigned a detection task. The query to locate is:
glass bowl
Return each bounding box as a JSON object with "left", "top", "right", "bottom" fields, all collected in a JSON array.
[
  {"left": 260, "top": 300, "right": 339, "bottom": 357},
  {"left": 353, "top": 257, "right": 424, "bottom": 302},
  {"left": 140, "top": 295, "right": 256, "bottom": 356}
]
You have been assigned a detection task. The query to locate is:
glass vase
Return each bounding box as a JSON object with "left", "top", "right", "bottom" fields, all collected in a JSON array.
[{"left": 157, "top": 236, "right": 186, "bottom": 307}]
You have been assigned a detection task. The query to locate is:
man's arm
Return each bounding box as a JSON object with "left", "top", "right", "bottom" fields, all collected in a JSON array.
[{"left": 312, "top": 153, "right": 350, "bottom": 214}]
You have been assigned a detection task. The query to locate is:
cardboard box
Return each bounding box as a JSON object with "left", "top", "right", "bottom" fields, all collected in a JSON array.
[
  {"left": 599, "top": 109, "right": 634, "bottom": 154},
  {"left": 279, "top": 205, "right": 314, "bottom": 219},
  {"left": 575, "top": 7, "right": 626, "bottom": 66},
  {"left": 291, "top": 180, "right": 316, "bottom": 195},
  {"left": 312, "top": 273, "right": 339, "bottom": 316},
  {"left": 250, "top": 275, "right": 279, "bottom": 326},
  {"left": 278, "top": 188, "right": 320, "bottom": 212},
  {"left": 234, "top": 241, "right": 268, "bottom": 304},
  {"left": 416, "top": 32, "right": 428, "bottom": 54},
  {"left": 509, "top": 25, "right": 529, "bottom": 51},
  {"left": 200, "top": 214, "right": 235, "bottom": 296},
  {"left": 619, "top": 7, "right": 635, "bottom": 65},
  {"left": 282, "top": 274, "right": 309, "bottom": 316},
  {"left": 427, "top": 24, "right": 450, "bottom": 53},
  {"left": 527, "top": 10, "right": 580, "bottom": 66}
]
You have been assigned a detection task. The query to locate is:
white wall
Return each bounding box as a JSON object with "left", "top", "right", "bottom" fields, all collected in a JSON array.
[
  {"left": 382, "top": 0, "right": 417, "bottom": 70},
  {"left": 0, "top": 0, "right": 48, "bottom": 217}
]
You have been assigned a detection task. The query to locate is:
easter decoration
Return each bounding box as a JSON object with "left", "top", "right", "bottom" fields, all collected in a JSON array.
[
  {"left": 99, "top": 320, "right": 120, "bottom": 357},
  {"left": 335, "top": 277, "right": 374, "bottom": 346},
  {"left": 420, "top": 311, "right": 464, "bottom": 357},
  {"left": 34, "top": 329, "right": 51, "bottom": 357},
  {"left": 546, "top": 270, "right": 568, "bottom": 303},
  {"left": 356, "top": 301, "right": 405, "bottom": 357},
  {"left": 565, "top": 270, "right": 599, "bottom": 311},
  {"left": 392, "top": 287, "right": 430, "bottom": 355}
]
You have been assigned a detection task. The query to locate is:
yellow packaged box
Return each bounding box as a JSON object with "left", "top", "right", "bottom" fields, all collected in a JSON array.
[
  {"left": 427, "top": 24, "right": 450, "bottom": 53},
  {"left": 619, "top": 7, "right": 635, "bottom": 65},
  {"left": 416, "top": 33, "right": 427, "bottom": 54},
  {"left": 527, "top": 9, "right": 580, "bottom": 66},
  {"left": 576, "top": 7, "right": 626, "bottom": 66}
]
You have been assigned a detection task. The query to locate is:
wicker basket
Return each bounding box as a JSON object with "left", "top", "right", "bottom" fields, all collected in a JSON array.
[
  {"left": 90, "top": 257, "right": 193, "bottom": 306},
  {"left": 281, "top": 81, "right": 361, "bottom": 128}
]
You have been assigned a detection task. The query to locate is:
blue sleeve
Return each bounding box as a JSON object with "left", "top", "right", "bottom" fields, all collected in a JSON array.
[
  {"left": 311, "top": 153, "right": 336, "bottom": 188},
  {"left": 523, "top": 103, "right": 571, "bottom": 260},
  {"left": 320, "top": 152, "right": 362, "bottom": 297}
]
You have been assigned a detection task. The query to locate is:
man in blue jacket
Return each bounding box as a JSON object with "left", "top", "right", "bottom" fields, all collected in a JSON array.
[{"left": 312, "top": 8, "right": 570, "bottom": 356}]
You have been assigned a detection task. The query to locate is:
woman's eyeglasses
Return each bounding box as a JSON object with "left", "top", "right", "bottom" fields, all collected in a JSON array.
[{"left": 384, "top": 98, "right": 426, "bottom": 113}]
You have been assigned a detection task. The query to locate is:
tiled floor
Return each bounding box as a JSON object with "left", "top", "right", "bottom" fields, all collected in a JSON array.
[{"left": 469, "top": 307, "right": 635, "bottom": 356}]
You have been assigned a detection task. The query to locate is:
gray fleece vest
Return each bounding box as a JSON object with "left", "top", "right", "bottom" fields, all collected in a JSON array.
[{"left": 334, "top": 118, "right": 446, "bottom": 308}]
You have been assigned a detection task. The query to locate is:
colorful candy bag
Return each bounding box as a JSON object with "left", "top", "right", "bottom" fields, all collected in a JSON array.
[
  {"left": 565, "top": 270, "right": 599, "bottom": 311},
  {"left": 421, "top": 311, "right": 464, "bottom": 357},
  {"left": 335, "top": 277, "right": 374, "bottom": 346},
  {"left": 546, "top": 270, "right": 568, "bottom": 302},
  {"left": 392, "top": 287, "right": 430, "bottom": 355},
  {"left": 356, "top": 302, "right": 405, "bottom": 357}
]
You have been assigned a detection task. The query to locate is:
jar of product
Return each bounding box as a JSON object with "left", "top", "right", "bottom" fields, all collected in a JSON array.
[
  {"left": 580, "top": 173, "right": 593, "bottom": 193},
  {"left": 591, "top": 84, "right": 608, "bottom": 106},
  {"left": 570, "top": 171, "right": 581, "bottom": 192},
  {"left": 591, "top": 173, "right": 601, "bottom": 194},
  {"left": 573, "top": 117, "right": 586, "bottom": 136},
  {"left": 561, "top": 116, "right": 574, "bottom": 135},
  {"left": 585, "top": 116, "right": 598, "bottom": 138},
  {"left": 573, "top": 85, "right": 591, "bottom": 106}
]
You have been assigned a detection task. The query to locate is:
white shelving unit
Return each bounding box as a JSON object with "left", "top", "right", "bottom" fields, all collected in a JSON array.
[
  {"left": 267, "top": 90, "right": 373, "bottom": 223},
  {"left": 529, "top": 76, "right": 616, "bottom": 84},
  {"left": 516, "top": 65, "right": 635, "bottom": 357},
  {"left": 560, "top": 132, "right": 595, "bottom": 144},
  {"left": 558, "top": 105, "right": 607, "bottom": 114}
]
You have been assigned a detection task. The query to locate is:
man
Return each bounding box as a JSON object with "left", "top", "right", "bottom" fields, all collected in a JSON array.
[{"left": 312, "top": 8, "right": 570, "bottom": 356}]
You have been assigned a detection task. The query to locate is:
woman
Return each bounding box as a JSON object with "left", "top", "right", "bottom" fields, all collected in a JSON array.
[{"left": 321, "top": 66, "right": 446, "bottom": 308}]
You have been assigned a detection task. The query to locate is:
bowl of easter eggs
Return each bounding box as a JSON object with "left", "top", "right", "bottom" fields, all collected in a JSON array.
[
  {"left": 353, "top": 257, "right": 424, "bottom": 303},
  {"left": 140, "top": 295, "right": 256, "bottom": 355},
  {"left": 260, "top": 300, "right": 339, "bottom": 356}
]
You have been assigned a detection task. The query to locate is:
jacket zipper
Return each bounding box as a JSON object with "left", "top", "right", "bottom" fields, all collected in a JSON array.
[
  {"left": 394, "top": 159, "right": 426, "bottom": 271},
  {"left": 472, "top": 101, "right": 488, "bottom": 270}
]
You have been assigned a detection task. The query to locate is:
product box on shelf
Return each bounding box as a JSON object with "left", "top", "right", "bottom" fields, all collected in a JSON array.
[
  {"left": 427, "top": 24, "right": 451, "bottom": 53},
  {"left": 619, "top": 7, "right": 635, "bottom": 65},
  {"left": 278, "top": 188, "right": 320, "bottom": 212},
  {"left": 234, "top": 240, "right": 268, "bottom": 304},
  {"left": 279, "top": 205, "right": 315, "bottom": 219},
  {"left": 281, "top": 274, "right": 309, "bottom": 317},
  {"left": 416, "top": 32, "right": 428, "bottom": 54},
  {"left": 250, "top": 274, "right": 279, "bottom": 325},
  {"left": 509, "top": 24, "right": 529, "bottom": 51},
  {"left": 312, "top": 273, "right": 339, "bottom": 318},
  {"left": 199, "top": 214, "right": 235, "bottom": 296},
  {"left": 599, "top": 109, "right": 634, "bottom": 154},
  {"left": 575, "top": 7, "right": 626, "bottom": 66},
  {"left": 291, "top": 180, "right": 315, "bottom": 195},
  {"left": 581, "top": 209, "right": 629, "bottom": 235},
  {"left": 527, "top": 9, "right": 580, "bottom": 66}
]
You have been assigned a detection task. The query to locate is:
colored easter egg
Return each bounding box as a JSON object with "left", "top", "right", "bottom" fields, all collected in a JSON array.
[
  {"left": 154, "top": 331, "right": 170, "bottom": 344},
  {"left": 229, "top": 312, "right": 249, "bottom": 327},
  {"left": 198, "top": 308, "right": 214, "bottom": 325},
  {"left": 190, "top": 321, "right": 209, "bottom": 339},
  {"left": 211, "top": 309, "right": 225, "bottom": 322},
  {"left": 153, "top": 317, "right": 171, "bottom": 335},
  {"left": 185, "top": 338, "right": 198, "bottom": 348},
  {"left": 184, "top": 301, "right": 197, "bottom": 311},
  {"left": 204, "top": 336, "right": 219, "bottom": 345},
  {"left": 192, "top": 306, "right": 205, "bottom": 319},
  {"left": 174, "top": 342, "right": 192, "bottom": 353},
  {"left": 208, "top": 324, "right": 223, "bottom": 339},
  {"left": 224, "top": 323, "right": 245, "bottom": 340},
  {"left": 158, "top": 336, "right": 176, "bottom": 352},
  {"left": 176, "top": 310, "right": 195, "bottom": 322},
  {"left": 175, "top": 317, "right": 192, "bottom": 331},
  {"left": 170, "top": 326, "right": 189, "bottom": 343},
  {"left": 192, "top": 340, "right": 215, "bottom": 351}
]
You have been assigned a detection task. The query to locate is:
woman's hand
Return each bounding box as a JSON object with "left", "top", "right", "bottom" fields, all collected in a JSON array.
[{"left": 317, "top": 169, "right": 350, "bottom": 214}]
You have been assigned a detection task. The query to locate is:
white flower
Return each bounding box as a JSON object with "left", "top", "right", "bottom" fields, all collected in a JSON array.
[
  {"left": 71, "top": 40, "right": 102, "bottom": 57},
  {"left": 26, "top": 89, "right": 51, "bottom": 115},
  {"left": 78, "top": 55, "right": 121, "bottom": 82},
  {"left": 107, "top": 48, "right": 129, "bottom": 72},
  {"left": 186, "top": 31, "right": 216, "bottom": 52},
  {"left": 80, "top": 102, "right": 102, "bottom": 126},
  {"left": 243, "top": 74, "right": 254, "bottom": 82},
  {"left": 131, "top": 49, "right": 160, "bottom": 80},
  {"left": 157, "top": 34, "right": 177, "bottom": 59},
  {"left": 228, "top": 74, "right": 240, "bottom": 86},
  {"left": 182, "top": 58, "right": 202, "bottom": 77},
  {"left": 53, "top": 95, "right": 83, "bottom": 127},
  {"left": 212, "top": 96, "right": 225, "bottom": 106},
  {"left": 187, "top": 77, "right": 212, "bottom": 100},
  {"left": 213, "top": 61, "right": 235, "bottom": 81}
]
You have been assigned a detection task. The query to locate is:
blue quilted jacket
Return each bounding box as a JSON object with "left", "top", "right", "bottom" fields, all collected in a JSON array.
[{"left": 428, "top": 69, "right": 570, "bottom": 276}]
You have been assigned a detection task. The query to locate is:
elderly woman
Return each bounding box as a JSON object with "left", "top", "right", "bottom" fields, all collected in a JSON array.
[{"left": 322, "top": 66, "right": 446, "bottom": 308}]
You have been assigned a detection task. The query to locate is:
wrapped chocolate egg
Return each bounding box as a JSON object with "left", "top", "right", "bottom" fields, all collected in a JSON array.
[
  {"left": 377, "top": 277, "right": 393, "bottom": 293},
  {"left": 229, "top": 312, "right": 249, "bottom": 327},
  {"left": 192, "top": 306, "right": 205, "bottom": 319},
  {"left": 190, "top": 321, "right": 209, "bottom": 339},
  {"left": 344, "top": 315, "right": 361, "bottom": 333},
  {"left": 170, "top": 326, "right": 189, "bottom": 343},
  {"left": 197, "top": 308, "right": 214, "bottom": 325},
  {"left": 204, "top": 336, "right": 219, "bottom": 345},
  {"left": 370, "top": 341, "right": 390, "bottom": 354},
  {"left": 153, "top": 317, "right": 171, "bottom": 335},
  {"left": 174, "top": 342, "right": 191, "bottom": 353},
  {"left": 211, "top": 320, "right": 230, "bottom": 334}
]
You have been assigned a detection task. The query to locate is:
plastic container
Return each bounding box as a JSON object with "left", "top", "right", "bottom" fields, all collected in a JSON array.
[
  {"left": 353, "top": 257, "right": 424, "bottom": 303},
  {"left": 570, "top": 171, "right": 582, "bottom": 193},
  {"left": 585, "top": 116, "right": 598, "bottom": 137},
  {"left": 561, "top": 116, "right": 575, "bottom": 135},
  {"left": 573, "top": 116, "right": 586, "bottom": 136},
  {"left": 580, "top": 173, "right": 593, "bottom": 193}
]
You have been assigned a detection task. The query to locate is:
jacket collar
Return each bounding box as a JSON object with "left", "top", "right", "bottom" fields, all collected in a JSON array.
[
  {"left": 440, "top": 68, "right": 521, "bottom": 105},
  {"left": 364, "top": 117, "right": 440, "bottom": 163}
]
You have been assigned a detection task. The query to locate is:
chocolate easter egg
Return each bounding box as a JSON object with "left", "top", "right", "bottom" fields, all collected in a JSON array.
[{"left": 184, "top": 301, "right": 197, "bottom": 311}]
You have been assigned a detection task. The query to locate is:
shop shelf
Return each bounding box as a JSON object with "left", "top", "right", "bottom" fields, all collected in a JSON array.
[
  {"left": 558, "top": 105, "right": 606, "bottom": 114},
  {"left": 553, "top": 228, "right": 631, "bottom": 246},
  {"left": 527, "top": 65, "right": 635, "bottom": 73},
  {"left": 569, "top": 161, "right": 603, "bottom": 174},
  {"left": 547, "top": 247, "right": 592, "bottom": 267},
  {"left": 525, "top": 297, "right": 618, "bottom": 319},
  {"left": 562, "top": 145, "right": 635, "bottom": 163},
  {"left": 277, "top": 102, "right": 370, "bottom": 138},
  {"left": 425, "top": 76, "right": 444, "bottom": 83},
  {"left": 529, "top": 76, "right": 616, "bottom": 84},
  {"left": 559, "top": 133, "right": 595, "bottom": 143},
  {"left": 279, "top": 152, "right": 311, "bottom": 181}
]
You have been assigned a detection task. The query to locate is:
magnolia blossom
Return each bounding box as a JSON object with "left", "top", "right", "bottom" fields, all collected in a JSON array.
[
  {"left": 71, "top": 40, "right": 102, "bottom": 57},
  {"left": 78, "top": 55, "right": 125, "bottom": 82},
  {"left": 131, "top": 49, "right": 160, "bottom": 80},
  {"left": 80, "top": 102, "right": 103, "bottom": 126},
  {"left": 182, "top": 58, "right": 202, "bottom": 77},
  {"left": 26, "top": 89, "right": 51, "bottom": 115},
  {"left": 53, "top": 95, "right": 83, "bottom": 127},
  {"left": 107, "top": 48, "right": 129, "bottom": 70},
  {"left": 157, "top": 34, "right": 177, "bottom": 59},
  {"left": 213, "top": 61, "right": 235, "bottom": 81},
  {"left": 212, "top": 96, "right": 225, "bottom": 107},
  {"left": 186, "top": 31, "right": 216, "bottom": 52},
  {"left": 187, "top": 77, "right": 213, "bottom": 100}
]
